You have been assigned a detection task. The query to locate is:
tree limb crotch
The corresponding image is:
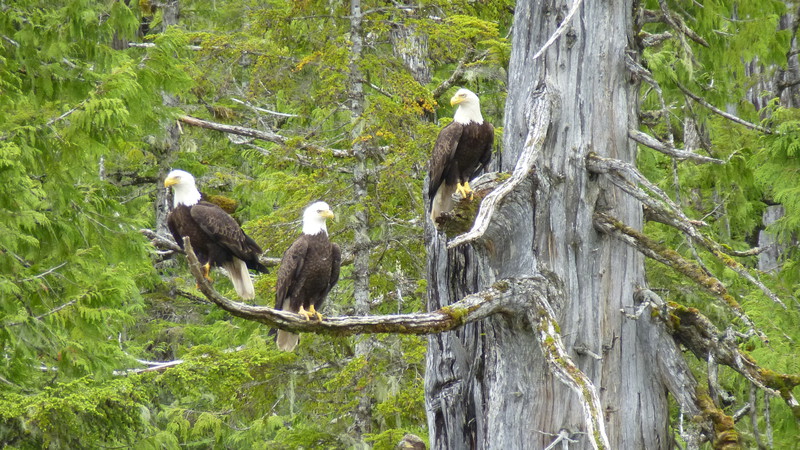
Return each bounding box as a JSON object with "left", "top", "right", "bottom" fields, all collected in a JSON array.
[
  {"left": 448, "top": 82, "right": 553, "bottom": 249},
  {"left": 184, "top": 236, "right": 544, "bottom": 335}
]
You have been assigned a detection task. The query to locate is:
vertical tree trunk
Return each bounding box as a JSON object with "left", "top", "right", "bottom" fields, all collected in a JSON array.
[
  {"left": 153, "top": 1, "right": 181, "bottom": 241},
  {"left": 746, "top": 1, "right": 800, "bottom": 111},
  {"left": 347, "top": 0, "right": 374, "bottom": 438},
  {"left": 425, "top": 1, "right": 673, "bottom": 448}
]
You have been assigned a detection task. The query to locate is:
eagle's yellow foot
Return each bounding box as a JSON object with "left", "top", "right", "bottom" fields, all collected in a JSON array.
[
  {"left": 196, "top": 263, "right": 213, "bottom": 289},
  {"left": 456, "top": 181, "right": 474, "bottom": 200},
  {"left": 297, "top": 305, "right": 312, "bottom": 321},
  {"left": 307, "top": 304, "right": 323, "bottom": 322}
]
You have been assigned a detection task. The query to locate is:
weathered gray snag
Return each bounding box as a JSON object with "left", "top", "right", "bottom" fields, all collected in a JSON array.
[{"left": 423, "top": 1, "right": 685, "bottom": 448}]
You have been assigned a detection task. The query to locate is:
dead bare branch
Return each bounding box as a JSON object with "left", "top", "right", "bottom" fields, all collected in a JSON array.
[
  {"left": 177, "top": 115, "right": 353, "bottom": 158},
  {"left": 183, "top": 236, "right": 541, "bottom": 335},
  {"left": 593, "top": 212, "right": 764, "bottom": 338},
  {"left": 676, "top": 82, "right": 772, "bottom": 134},
  {"left": 629, "top": 129, "right": 723, "bottom": 164},
  {"left": 587, "top": 155, "right": 787, "bottom": 310},
  {"left": 140, "top": 228, "right": 282, "bottom": 268}
]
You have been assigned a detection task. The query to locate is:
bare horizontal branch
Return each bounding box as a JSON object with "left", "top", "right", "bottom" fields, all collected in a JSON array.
[
  {"left": 140, "top": 228, "right": 282, "bottom": 268},
  {"left": 629, "top": 129, "right": 723, "bottom": 164},
  {"left": 177, "top": 115, "right": 352, "bottom": 158},
  {"left": 676, "top": 82, "right": 771, "bottom": 134},
  {"left": 230, "top": 98, "right": 299, "bottom": 118},
  {"left": 183, "top": 237, "right": 540, "bottom": 336},
  {"left": 127, "top": 42, "right": 203, "bottom": 51}
]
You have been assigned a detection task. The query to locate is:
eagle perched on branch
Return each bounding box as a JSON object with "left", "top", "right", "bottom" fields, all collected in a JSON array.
[
  {"left": 164, "top": 169, "right": 267, "bottom": 300},
  {"left": 274, "top": 201, "right": 341, "bottom": 352}
]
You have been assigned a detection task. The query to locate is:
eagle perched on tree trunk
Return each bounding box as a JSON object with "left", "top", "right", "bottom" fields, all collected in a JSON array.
[{"left": 428, "top": 88, "right": 494, "bottom": 226}]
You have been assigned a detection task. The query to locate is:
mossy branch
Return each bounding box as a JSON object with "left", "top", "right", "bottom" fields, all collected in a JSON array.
[
  {"left": 528, "top": 299, "right": 610, "bottom": 450},
  {"left": 183, "top": 237, "right": 538, "bottom": 336},
  {"left": 660, "top": 300, "right": 800, "bottom": 421},
  {"left": 587, "top": 155, "right": 787, "bottom": 310},
  {"left": 593, "top": 212, "right": 764, "bottom": 339}
]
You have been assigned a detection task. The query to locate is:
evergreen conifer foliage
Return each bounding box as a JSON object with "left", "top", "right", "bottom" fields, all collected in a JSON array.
[{"left": 1, "top": 0, "right": 799, "bottom": 448}]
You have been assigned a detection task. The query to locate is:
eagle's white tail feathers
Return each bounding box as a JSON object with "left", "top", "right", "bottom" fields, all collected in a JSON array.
[
  {"left": 223, "top": 258, "right": 255, "bottom": 300},
  {"left": 276, "top": 330, "right": 300, "bottom": 351},
  {"left": 276, "top": 298, "right": 300, "bottom": 351},
  {"left": 430, "top": 183, "right": 456, "bottom": 226}
]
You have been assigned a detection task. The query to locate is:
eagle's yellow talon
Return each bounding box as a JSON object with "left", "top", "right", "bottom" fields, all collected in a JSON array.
[
  {"left": 297, "top": 305, "right": 311, "bottom": 321},
  {"left": 308, "top": 304, "right": 323, "bottom": 321}
]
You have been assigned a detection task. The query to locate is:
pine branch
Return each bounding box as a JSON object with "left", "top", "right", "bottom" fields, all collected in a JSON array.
[
  {"left": 448, "top": 81, "right": 552, "bottom": 249},
  {"left": 177, "top": 115, "right": 353, "bottom": 158},
  {"left": 183, "top": 236, "right": 543, "bottom": 335},
  {"left": 2, "top": 299, "right": 78, "bottom": 328}
]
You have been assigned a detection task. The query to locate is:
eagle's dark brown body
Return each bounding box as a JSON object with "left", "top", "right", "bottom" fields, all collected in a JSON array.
[
  {"left": 275, "top": 232, "right": 340, "bottom": 317},
  {"left": 167, "top": 202, "right": 266, "bottom": 273},
  {"left": 274, "top": 231, "right": 340, "bottom": 351},
  {"left": 428, "top": 120, "right": 494, "bottom": 204}
]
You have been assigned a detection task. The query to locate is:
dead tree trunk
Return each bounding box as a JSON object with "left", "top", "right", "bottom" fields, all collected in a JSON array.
[{"left": 424, "top": 1, "right": 688, "bottom": 448}]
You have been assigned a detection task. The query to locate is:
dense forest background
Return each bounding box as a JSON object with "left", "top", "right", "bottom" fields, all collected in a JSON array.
[{"left": 1, "top": 0, "right": 799, "bottom": 448}]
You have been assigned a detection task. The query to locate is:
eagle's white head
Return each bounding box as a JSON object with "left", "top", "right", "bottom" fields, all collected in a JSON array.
[
  {"left": 302, "top": 201, "right": 335, "bottom": 236},
  {"left": 164, "top": 169, "right": 202, "bottom": 207},
  {"left": 451, "top": 88, "right": 484, "bottom": 125}
]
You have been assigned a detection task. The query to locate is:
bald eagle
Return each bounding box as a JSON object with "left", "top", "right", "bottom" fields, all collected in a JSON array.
[
  {"left": 275, "top": 201, "right": 341, "bottom": 352},
  {"left": 164, "top": 169, "right": 267, "bottom": 300},
  {"left": 428, "top": 88, "right": 494, "bottom": 225}
]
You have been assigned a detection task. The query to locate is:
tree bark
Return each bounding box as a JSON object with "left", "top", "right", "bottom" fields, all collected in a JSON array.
[
  {"left": 424, "top": 1, "right": 677, "bottom": 448},
  {"left": 347, "top": 0, "right": 374, "bottom": 438}
]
